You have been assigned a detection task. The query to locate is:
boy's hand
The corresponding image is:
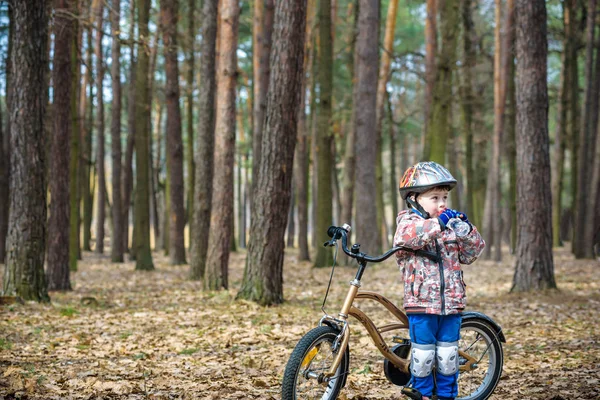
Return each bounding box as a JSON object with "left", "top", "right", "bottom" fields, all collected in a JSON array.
[
  {"left": 455, "top": 211, "right": 470, "bottom": 224},
  {"left": 438, "top": 209, "right": 458, "bottom": 229}
]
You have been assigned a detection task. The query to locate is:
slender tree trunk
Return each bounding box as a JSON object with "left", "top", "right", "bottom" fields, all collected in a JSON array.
[
  {"left": 483, "top": 0, "right": 514, "bottom": 261},
  {"left": 185, "top": 0, "right": 195, "bottom": 233},
  {"left": 0, "top": 5, "right": 13, "bottom": 264},
  {"left": 3, "top": 0, "right": 50, "bottom": 302},
  {"left": 190, "top": 0, "right": 217, "bottom": 281},
  {"left": 110, "top": 0, "right": 123, "bottom": 262},
  {"left": 93, "top": 0, "right": 106, "bottom": 254},
  {"left": 512, "top": 0, "right": 556, "bottom": 292},
  {"left": 552, "top": 0, "right": 572, "bottom": 248},
  {"left": 574, "top": 0, "right": 596, "bottom": 258},
  {"left": 580, "top": 12, "right": 600, "bottom": 257},
  {"left": 161, "top": 0, "right": 186, "bottom": 264},
  {"left": 354, "top": 0, "right": 380, "bottom": 256},
  {"left": 388, "top": 93, "right": 398, "bottom": 214},
  {"left": 340, "top": 0, "right": 358, "bottom": 265},
  {"left": 82, "top": 15, "right": 94, "bottom": 252},
  {"left": 236, "top": 97, "right": 246, "bottom": 248},
  {"left": 204, "top": 0, "right": 239, "bottom": 289},
  {"left": 122, "top": 0, "right": 136, "bottom": 255},
  {"left": 507, "top": 31, "right": 517, "bottom": 253},
  {"left": 147, "top": 29, "right": 160, "bottom": 251},
  {"left": 286, "top": 184, "right": 296, "bottom": 247},
  {"left": 567, "top": 3, "right": 580, "bottom": 247},
  {"left": 238, "top": 0, "right": 306, "bottom": 305},
  {"left": 47, "top": 0, "right": 75, "bottom": 291},
  {"left": 461, "top": 0, "right": 475, "bottom": 221},
  {"left": 152, "top": 102, "right": 163, "bottom": 250},
  {"left": 134, "top": 0, "right": 154, "bottom": 270},
  {"left": 251, "top": 0, "right": 275, "bottom": 204},
  {"left": 426, "top": 1, "right": 459, "bottom": 163},
  {"left": 375, "top": 0, "right": 398, "bottom": 250},
  {"left": 422, "top": 0, "right": 437, "bottom": 157},
  {"left": 313, "top": 0, "right": 335, "bottom": 267},
  {"left": 0, "top": 91, "right": 7, "bottom": 264},
  {"left": 294, "top": 0, "right": 313, "bottom": 261},
  {"left": 69, "top": 2, "right": 81, "bottom": 269}
]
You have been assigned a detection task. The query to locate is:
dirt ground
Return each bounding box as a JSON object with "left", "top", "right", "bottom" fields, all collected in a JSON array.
[{"left": 1, "top": 245, "right": 599, "bottom": 399}]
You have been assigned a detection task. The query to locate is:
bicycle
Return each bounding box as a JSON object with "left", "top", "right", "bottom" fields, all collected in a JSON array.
[{"left": 282, "top": 224, "right": 505, "bottom": 400}]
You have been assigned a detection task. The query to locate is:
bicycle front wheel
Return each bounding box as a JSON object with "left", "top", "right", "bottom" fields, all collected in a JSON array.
[
  {"left": 281, "top": 325, "right": 350, "bottom": 400},
  {"left": 458, "top": 317, "right": 504, "bottom": 400}
]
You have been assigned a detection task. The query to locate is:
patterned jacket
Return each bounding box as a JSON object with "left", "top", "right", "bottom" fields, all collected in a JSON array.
[{"left": 393, "top": 210, "right": 486, "bottom": 315}]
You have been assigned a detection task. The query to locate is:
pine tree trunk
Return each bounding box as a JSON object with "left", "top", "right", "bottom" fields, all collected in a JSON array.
[
  {"left": 251, "top": 0, "right": 275, "bottom": 201},
  {"left": 161, "top": 0, "right": 186, "bottom": 264},
  {"left": 185, "top": 0, "right": 195, "bottom": 234},
  {"left": 313, "top": 0, "right": 334, "bottom": 267},
  {"left": 47, "top": 0, "right": 75, "bottom": 291},
  {"left": 134, "top": 0, "right": 154, "bottom": 270},
  {"left": 294, "top": 0, "right": 312, "bottom": 261},
  {"left": 82, "top": 17, "right": 94, "bottom": 252},
  {"left": 3, "top": 0, "right": 50, "bottom": 302},
  {"left": 122, "top": 0, "right": 136, "bottom": 255},
  {"left": 512, "top": 0, "right": 556, "bottom": 292},
  {"left": 375, "top": 0, "right": 398, "bottom": 249},
  {"left": 190, "top": 0, "right": 217, "bottom": 281},
  {"left": 507, "top": 33, "right": 517, "bottom": 253},
  {"left": 552, "top": 0, "right": 572, "bottom": 248},
  {"left": 388, "top": 93, "right": 398, "bottom": 214},
  {"left": 340, "top": 0, "right": 358, "bottom": 265},
  {"left": 422, "top": 0, "right": 437, "bottom": 158},
  {"left": 287, "top": 185, "right": 296, "bottom": 247},
  {"left": 460, "top": 0, "right": 475, "bottom": 221},
  {"left": 69, "top": 6, "right": 81, "bottom": 270},
  {"left": 483, "top": 0, "right": 514, "bottom": 261},
  {"left": 426, "top": 1, "right": 459, "bottom": 164},
  {"left": 580, "top": 13, "right": 600, "bottom": 257},
  {"left": 0, "top": 91, "right": 7, "bottom": 264},
  {"left": 93, "top": 0, "right": 106, "bottom": 254},
  {"left": 110, "top": 0, "right": 123, "bottom": 262},
  {"left": 354, "top": 0, "right": 380, "bottom": 256},
  {"left": 237, "top": 102, "right": 246, "bottom": 248},
  {"left": 204, "top": 0, "right": 239, "bottom": 290},
  {"left": 147, "top": 29, "right": 160, "bottom": 251},
  {"left": 237, "top": 0, "right": 306, "bottom": 305},
  {"left": 567, "top": 2, "right": 580, "bottom": 246},
  {"left": 574, "top": 0, "right": 596, "bottom": 258},
  {"left": 0, "top": 5, "right": 12, "bottom": 264},
  {"left": 152, "top": 102, "right": 163, "bottom": 250}
]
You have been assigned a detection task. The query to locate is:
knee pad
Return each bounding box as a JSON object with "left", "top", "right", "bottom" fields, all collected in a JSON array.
[
  {"left": 410, "top": 343, "right": 436, "bottom": 378},
  {"left": 436, "top": 341, "right": 459, "bottom": 376}
]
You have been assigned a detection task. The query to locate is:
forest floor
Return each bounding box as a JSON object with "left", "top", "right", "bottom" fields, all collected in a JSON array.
[{"left": 1, "top": 245, "right": 599, "bottom": 400}]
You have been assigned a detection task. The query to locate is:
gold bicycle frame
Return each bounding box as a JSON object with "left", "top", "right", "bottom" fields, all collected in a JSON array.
[{"left": 323, "top": 288, "right": 478, "bottom": 378}]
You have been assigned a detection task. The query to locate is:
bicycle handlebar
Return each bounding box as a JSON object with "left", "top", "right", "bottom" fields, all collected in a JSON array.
[{"left": 325, "top": 224, "right": 406, "bottom": 264}]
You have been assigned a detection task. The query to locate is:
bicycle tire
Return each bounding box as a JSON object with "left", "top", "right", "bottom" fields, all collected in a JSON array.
[
  {"left": 281, "top": 325, "right": 350, "bottom": 400},
  {"left": 458, "top": 317, "right": 504, "bottom": 400}
]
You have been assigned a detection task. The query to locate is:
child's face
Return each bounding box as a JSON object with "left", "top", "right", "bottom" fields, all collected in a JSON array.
[{"left": 415, "top": 188, "right": 449, "bottom": 218}]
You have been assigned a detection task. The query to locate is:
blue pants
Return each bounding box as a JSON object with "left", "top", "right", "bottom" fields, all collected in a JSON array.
[{"left": 408, "top": 313, "right": 461, "bottom": 399}]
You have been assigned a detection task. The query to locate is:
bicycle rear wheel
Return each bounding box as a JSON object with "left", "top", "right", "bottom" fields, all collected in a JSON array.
[
  {"left": 457, "top": 317, "right": 504, "bottom": 400},
  {"left": 281, "top": 325, "right": 350, "bottom": 400}
]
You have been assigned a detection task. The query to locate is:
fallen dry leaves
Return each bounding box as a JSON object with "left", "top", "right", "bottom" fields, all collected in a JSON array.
[{"left": 0, "top": 246, "right": 599, "bottom": 399}]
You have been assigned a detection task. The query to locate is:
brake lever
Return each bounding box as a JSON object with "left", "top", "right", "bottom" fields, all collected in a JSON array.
[{"left": 323, "top": 239, "right": 336, "bottom": 247}]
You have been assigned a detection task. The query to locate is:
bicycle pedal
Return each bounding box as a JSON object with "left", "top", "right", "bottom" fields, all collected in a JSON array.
[{"left": 401, "top": 387, "right": 423, "bottom": 400}]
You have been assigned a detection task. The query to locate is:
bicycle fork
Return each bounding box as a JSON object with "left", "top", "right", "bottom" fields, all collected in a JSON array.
[{"left": 319, "top": 279, "right": 359, "bottom": 379}]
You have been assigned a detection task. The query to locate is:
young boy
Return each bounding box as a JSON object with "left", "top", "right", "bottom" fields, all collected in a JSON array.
[{"left": 394, "top": 161, "right": 486, "bottom": 400}]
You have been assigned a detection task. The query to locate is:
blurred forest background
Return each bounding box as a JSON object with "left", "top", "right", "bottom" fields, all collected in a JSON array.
[{"left": 0, "top": 0, "right": 600, "bottom": 306}]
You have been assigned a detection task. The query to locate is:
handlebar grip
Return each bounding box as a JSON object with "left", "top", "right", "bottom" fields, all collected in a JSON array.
[{"left": 327, "top": 226, "right": 339, "bottom": 239}]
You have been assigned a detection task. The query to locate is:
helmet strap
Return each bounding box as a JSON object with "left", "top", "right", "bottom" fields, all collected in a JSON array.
[{"left": 407, "top": 196, "right": 431, "bottom": 219}]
